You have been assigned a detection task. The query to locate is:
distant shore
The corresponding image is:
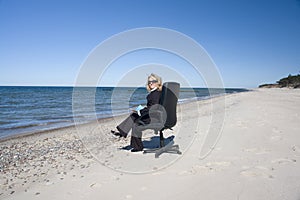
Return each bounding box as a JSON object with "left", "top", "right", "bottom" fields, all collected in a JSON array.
[
  {"left": 259, "top": 73, "right": 300, "bottom": 89},
  {"left": 1, "top": 88, "right": 300, "bottom": 200}
]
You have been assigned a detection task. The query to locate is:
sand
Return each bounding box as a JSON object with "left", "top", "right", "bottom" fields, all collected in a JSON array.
[{"left": 1, "top": 88, "right": 300, "bottom": 200}]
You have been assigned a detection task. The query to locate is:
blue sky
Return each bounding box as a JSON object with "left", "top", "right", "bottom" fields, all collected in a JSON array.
[{"left": 0, "top": 0, "right": 299, "bottom": 88}]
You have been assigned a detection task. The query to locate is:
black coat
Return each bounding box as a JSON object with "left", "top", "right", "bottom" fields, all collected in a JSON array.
[{"left": 139, "top": 89, "right": 161, "bottom": 123}]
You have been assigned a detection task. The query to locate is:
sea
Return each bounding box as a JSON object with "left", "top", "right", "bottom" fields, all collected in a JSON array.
[{"left": 0, "top": 86, "right": 248, "bottom": 140}]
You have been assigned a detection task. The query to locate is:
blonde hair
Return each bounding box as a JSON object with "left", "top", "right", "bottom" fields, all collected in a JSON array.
[{"left": 146, "top": 73, "right": 163, "bottom": 91}]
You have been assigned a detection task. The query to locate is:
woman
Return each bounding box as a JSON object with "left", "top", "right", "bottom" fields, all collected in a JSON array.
[{"left": 111, "top": 73, "right": 163, "bottom": 152}]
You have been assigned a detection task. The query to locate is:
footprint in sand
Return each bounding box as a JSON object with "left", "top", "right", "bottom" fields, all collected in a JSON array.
[
  {"left": 240, "top": 166, "right": 274, "bottom": 179},
  {"left": 255, "top": 120, "right": 265, "bottom": 127},
  {"left": 243, "top": 148, "right": 270, "bottom": 155},
  {"left": 272, "top": 127, "right": 282, "bottom": 134},
  {"left": 236, "top": 120, "right": 248, "bottom": 129},
  {"left": 270, "top": 135, "right": 282, "bottom": 141},
  {"left": 271, "top": 158, "right": 296, "bottom": 164},
  {"left": 178, "top": 161, "right": 232, "bottom": 175},
  {"left": 269, "top": 128, "right": 284, "bottom": 141},
  {"left": 206, "top": 161, "right": 232, "bottom": 167},
  {"left": 292, "top": 145, "right": 300, "bottom": 155},
  {"left": 177, "top": 167, "right": 209, "bottom": 176}
]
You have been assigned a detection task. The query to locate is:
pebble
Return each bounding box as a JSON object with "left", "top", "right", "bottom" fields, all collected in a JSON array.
[{"left": 0, "top": 135, "right": 93, "bottom": 197}]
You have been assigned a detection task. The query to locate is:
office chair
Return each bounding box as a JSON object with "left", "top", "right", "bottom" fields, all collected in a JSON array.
[{"left": 136, "top": 82, "right": 182, "bottom": 158}]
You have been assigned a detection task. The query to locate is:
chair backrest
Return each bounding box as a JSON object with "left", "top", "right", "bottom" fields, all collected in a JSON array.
[{"left": 159, "top": 82, "right": 180, "bottom": 128}]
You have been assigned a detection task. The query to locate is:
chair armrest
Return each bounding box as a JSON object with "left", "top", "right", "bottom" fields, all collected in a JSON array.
[
  {"left": 148, "top": 104, "right": 167, "bottom": 125},
  {"left": 136, "top": 104, "right": 166, "bottom": 126},
  {"left": 149, "top": 109, "right": 165, "bottom": 123}
]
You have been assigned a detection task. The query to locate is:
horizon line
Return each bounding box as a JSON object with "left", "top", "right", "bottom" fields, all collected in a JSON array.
[{"left": 0, "top": 85, "right": 250, "bottom": 89}]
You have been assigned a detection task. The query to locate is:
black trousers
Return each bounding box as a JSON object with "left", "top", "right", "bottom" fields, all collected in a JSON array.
[{"left": 116, "top": 113, "right": 144, "bottom": 150}]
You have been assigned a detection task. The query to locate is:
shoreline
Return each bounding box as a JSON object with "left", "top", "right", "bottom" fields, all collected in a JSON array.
[
  {"left": 0, "top": 117, "right": 114, "bottom": 143},
  {"left": 0, "top": 90, "right": 248, "bottom": 143}
]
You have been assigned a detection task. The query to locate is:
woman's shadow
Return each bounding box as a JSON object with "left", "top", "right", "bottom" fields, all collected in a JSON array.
[{"left": 120, "top": 135, "right": 175, "bottom": 151}]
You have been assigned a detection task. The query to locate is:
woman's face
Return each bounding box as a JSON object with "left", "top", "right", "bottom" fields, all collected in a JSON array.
[{"left": 148, "top": 77, "right": 158, "bottom": 89}]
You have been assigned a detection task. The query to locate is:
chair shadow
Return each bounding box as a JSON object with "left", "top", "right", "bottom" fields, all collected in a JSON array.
[{"left": 119, "top": 135, "right": 175, "bottom": 151}]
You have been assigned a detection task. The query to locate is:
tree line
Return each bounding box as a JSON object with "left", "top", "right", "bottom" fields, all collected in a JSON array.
[{"left": 259, "top": 73, "right": 300, "bottom": 88}]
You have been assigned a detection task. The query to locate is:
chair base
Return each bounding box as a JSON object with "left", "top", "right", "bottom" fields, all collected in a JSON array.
[{"left": 143, "top": 140, "right": 182, "bottom": 158}]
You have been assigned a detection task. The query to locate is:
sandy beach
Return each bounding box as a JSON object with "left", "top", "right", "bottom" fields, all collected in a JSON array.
[{"left": 1, "top": 88, "right": 300, "bottom": 200}]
